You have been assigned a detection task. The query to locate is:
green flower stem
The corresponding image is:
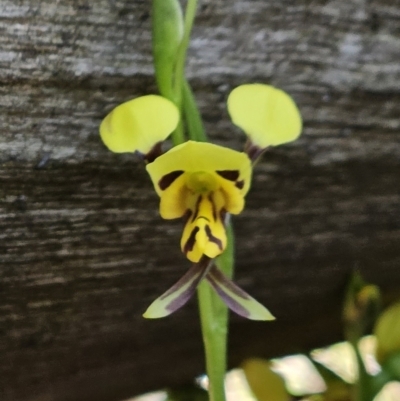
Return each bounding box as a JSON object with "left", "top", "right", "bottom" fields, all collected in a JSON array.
[
  {"left": 179, "top": 1, "right": 231, "bottom": 394},
  {"left": 197, "top": 283, "right": 227, "bottom": 401},
  {"left": 173, "top": 0, "right": 198, "bottom": 105},
  {"left": 171, "top": 0, "right": 198, "bottom": 146},
  {"left": 350, "top": 341, "right": 368, "bottom": 401},
  {"left": 153, "top": 1, "right": 231, "bottom": 399},
  {"left": 172, "top": 120, "right": 185, "bottom": 147},
  {"left": 351, "top": 343, "right": 393, "bottom": 401},
  {"left": 182, "top": 78, "right": 208, "bottom": 142},
  {"left": 151, "top": 0, "right": 189, "bottom": 146},
  {"left": 197, "top": 224, "right": 234, "bottom": 401},
  {"left": 151, "top": 0, "right": 183, "bottom": 100},
  {"left": 151, "top": 0, "right": 184, "bottom": 146}
]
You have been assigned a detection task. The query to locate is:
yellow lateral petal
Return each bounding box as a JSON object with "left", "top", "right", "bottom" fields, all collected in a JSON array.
[
  {"left": 216, "top": 178, "right": 245, "bottom": 215},
  {"left": 146, "top": 141, "right": 252, "bottom": 197},
  {"left": 100, "top": 95, "right": 179, "bottom": 154},
  {"left": 227, "top": 84, "right": 302, "bottom": 148},
  {"left": 159, "top": 173, "right": 189, "bottom": 219}
]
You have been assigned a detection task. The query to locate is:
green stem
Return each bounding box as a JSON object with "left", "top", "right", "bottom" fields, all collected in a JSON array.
[
  {"left": 173, "top": 0, "right": 197, "bottom": 104},
  {"left": 151, "top": 0, "right": 183, "bottom": 101},
  {"left": 171, "top": 0, "right": 198, "bottom": 146},
  {"left": 350, "top": 340, "right": 376, "bottom": 401},
  {"left": 182, "top": 78, "right": 208, "bottom": 142},
  {"left": 197, "top": 224, "right": 234, "bottom": 401},
  {"left": 172, "top": 119, "right": 185, "bottom": 147},
  {"left": 165, "top": 2, "right": 231, "bottom": 399},
  {"left": 197, "top": 283, "right": 227, "bottom": 401}
]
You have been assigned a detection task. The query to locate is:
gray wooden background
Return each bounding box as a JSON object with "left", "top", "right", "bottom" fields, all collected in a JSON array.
[{"left": 1, "top": 0, "right": 400, "bottom": 400}]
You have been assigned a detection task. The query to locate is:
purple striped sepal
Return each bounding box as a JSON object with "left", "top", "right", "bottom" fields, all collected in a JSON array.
[{"left": 143, "top": 257, "right": 274, "bottom": 321}]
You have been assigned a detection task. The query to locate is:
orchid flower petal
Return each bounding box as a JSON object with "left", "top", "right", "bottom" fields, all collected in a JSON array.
[
  {"left": 180, "top": 192, "right": 228, "bottom": 263},
  {"left": 100, "top": 95, "right": 179, "bottom": 154},
  {"left": 206, "top": 265, "right": 275, "bottom": 321},
  {"left": 227, "top": 84, "right": 302, "bottom": 148},
  {"left": 146, "top": 141, "right": 252, "bottom": 197},
  {"left": 143, "top": 257, "right": 212, "bottom": 319},
  {"left": 158, "top": 172, "right": 189, "bottom": 219}
]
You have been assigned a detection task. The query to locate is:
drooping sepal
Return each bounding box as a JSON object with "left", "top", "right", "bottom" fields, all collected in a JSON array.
[
  {"left": 100, "top": 95, "right": 179, "bottom": 154},
  {"left": 143, "top": 257, "right": 212, "bottom": 319},
  {"left": 227, "top": 83, "right": 302, "bottom": 149},
  {"left": 206, "top": 265, "right": 275, "bottom": 321}
]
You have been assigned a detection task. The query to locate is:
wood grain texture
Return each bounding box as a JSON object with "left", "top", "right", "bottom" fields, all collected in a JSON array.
[{"left": 1, "top": 0, "right": 400, "bottom": 400}]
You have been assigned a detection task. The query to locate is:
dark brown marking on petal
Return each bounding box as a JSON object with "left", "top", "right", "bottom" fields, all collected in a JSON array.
[
  {"left": 220, "top": 208, "right": 227, "bottom": 224},
  {"left": 183, "top": 226, "right": 200, "bottom": 255},
  {"left": 235, "top": 180, "right": 244, "bottom": 190},
  {"left": 208, "top": 194, "right": 217, "bottom": 221},
  {"left": 191, "top": 195, "right": 202, "bottom": 222},
  {"left": 158, "top": 170, "right": 184, "bottom": 191},
  {"left": 183, "top": 209, "right": 192, "bottom": 224},
  {"left": 205, "top": 225, "right": 223, "bottom": 250},
  {"left": 216, "top": 170, "right": 240, "bottom": 181}
]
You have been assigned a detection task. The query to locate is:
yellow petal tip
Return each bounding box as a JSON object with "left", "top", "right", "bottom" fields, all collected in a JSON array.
[
  {"left": 99, "top": 95, "right": 179, "bottom": 154},
  {"left": 227, "top": 83, "right": 302, "bottom": 148},
  {"left": 142, "top": 304, "right": 169, "bottom": 319}
]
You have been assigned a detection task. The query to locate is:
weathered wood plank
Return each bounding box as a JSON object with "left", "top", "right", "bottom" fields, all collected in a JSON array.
[
  {"left": 1, "top": 156, "right": 399, "bottom": 401},
  {"left": 1, "top": 0, "right": 400, "bottom": 400}
]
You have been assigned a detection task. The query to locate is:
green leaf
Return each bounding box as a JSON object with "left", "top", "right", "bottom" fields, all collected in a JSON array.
[
  {"left": 381, "top": 351, "right": 400, "bottom": 381},
  {"left": 374, "top": 302, "right": 400, "bottom": 364},
  {"left": 311, "top": 359, "right": 351, "bottom": 401},
  {"left": 152, "top": 0, "right": 183, "bottom": 99},
  {"left": 242, "top": 358, "right": 289, "bottom": 401}
]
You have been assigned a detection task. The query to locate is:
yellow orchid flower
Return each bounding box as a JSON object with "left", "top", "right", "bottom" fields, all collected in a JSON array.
[
  {"left": 144, "top": 141, "right": 274, "bottom": 321},
  {"left": 99, "top": 86, "right": 301, "bottom": 321},
  {"left": 227, "top": 83, "right": 302, "bottom": 151}
]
